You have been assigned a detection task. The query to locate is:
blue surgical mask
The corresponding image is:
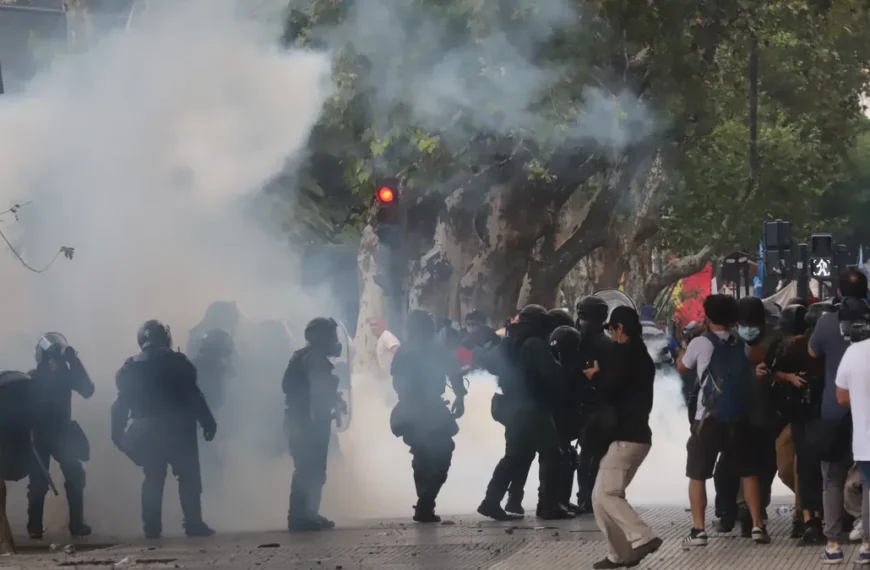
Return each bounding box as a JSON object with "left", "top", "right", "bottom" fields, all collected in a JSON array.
[{"left": 738, "top": 326, "right": 761, "bottom": 342}]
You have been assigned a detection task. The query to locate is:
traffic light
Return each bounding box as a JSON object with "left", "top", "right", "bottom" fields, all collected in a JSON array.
[
  {"left": 762, "top": 220, "right": 792, "bottom": 279},
  {"left": 373, "top": 182, "right": 403, "bottom": 297},
  {"left": 810, "top": 233, "right": 834, "bottom": 280}
]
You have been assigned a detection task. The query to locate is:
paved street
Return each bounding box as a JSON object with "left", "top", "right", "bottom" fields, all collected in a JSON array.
[{"left": 0, "top": 504, "right": 865, "bottom": 569}]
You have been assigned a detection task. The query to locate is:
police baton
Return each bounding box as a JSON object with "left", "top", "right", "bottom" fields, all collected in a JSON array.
[{"left": 30, "top": 445, "right": 59, "bottom": 496}]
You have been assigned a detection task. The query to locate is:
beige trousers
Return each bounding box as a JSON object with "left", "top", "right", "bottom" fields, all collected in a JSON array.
[{"left": 592, "top": 441, "right": 656, "bottom": 563}]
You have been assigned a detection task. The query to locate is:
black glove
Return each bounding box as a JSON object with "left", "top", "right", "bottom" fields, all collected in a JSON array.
[
  {"left": 62, "top": 345, "right": 79, "bottom": 363},
  {"left": 203, "top": 423, "right": 217, "bottom": 442}
]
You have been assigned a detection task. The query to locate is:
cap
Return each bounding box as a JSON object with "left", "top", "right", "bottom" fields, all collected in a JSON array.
[{"left": 606, "top": 305, "right": 640, "bottom": 329}]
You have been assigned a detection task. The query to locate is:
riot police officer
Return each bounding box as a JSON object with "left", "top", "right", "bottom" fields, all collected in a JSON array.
[
  {"left": 549, "top": 324, "right": 587, "bottom": 511},
  {"left": 111, "top": 320, "right": 216, "bottom": 539},
  {"left": 27, "top": 333, "right": 94, "bottom": 539},
  {"left": 191, "top": 329, "right": 235, "bottom": 414},
  {"left": 574, "top": 295, "right": 613, "bottom": 513},
  {"left": 282, "top": 317, "right": 346, "bottom": 532},
  {"left": 478, "top": 304, "right": 570, "bottom": 521},
  {"left": 391, "top": 310, "right": 467, "bottom": 523}
]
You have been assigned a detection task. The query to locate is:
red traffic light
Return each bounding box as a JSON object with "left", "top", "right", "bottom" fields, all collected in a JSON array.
[{"left": 377, "top": 186, "right": 395, "bottom": 203}]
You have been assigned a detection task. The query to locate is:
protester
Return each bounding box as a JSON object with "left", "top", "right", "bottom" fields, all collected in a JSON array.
[{"left": 590, "top": 306, "right": 662, "bottom": 569}]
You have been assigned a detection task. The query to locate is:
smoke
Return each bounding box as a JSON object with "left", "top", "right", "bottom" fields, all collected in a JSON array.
[
  {"left": 0, "top": 0, "right": 725, "bottom": 541},
  {"left": 0, "top": 0, "right": 334, "bottom": 536}
]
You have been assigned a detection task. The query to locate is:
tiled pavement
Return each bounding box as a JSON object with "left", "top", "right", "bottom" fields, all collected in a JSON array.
[{"left": 0, "top": 505, "right": 864, "bottom": 569}]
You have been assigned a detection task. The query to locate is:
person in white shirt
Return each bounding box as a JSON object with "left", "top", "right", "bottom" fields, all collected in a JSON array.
[
  {"left": 368, "top": 318, "right": 400, "bottom": 376},
  {"left": 834, "top": 336, "right": 870, "bottom": 564}
]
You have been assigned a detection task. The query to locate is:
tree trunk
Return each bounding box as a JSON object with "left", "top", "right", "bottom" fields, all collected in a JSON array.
[
  {"left": 0, "top": 480, "right": 13, "bottom": 555},
  {"left": 351, "top": 224, "right": 390, "bottom": 375},
  {"left": 63, "top": 0, "right": 94, "bottom": 53}
]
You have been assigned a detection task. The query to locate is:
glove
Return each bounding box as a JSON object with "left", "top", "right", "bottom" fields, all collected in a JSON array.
[
  {"left": 203, "top": 424, "right": 216, "bottom": 442},
  {"left": 62, "top": 346, "right": 79, "bottom": 362}
]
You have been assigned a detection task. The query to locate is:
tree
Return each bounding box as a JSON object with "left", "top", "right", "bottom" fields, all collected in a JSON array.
[{"left": 281, "top": 0, "right": 870, "bottom": 332}]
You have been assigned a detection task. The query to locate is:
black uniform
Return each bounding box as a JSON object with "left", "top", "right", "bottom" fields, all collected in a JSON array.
[
  {"left": 478, "top": 305, "right": 569, "bottom": 521},
  {"left": 574, "top": 296, "right": 613, "bottom": 513},
  {"left": 548, "top": 325, "right": 589, "bottom": 510},
  {"left": 191, "top": 328, "right": 235, "bottom": 414},
  {"left": 283, "top": 317, "right": 344, "bottom": 532},
  {"left": 27, "top": 333, "right": 94, "bottom": 539},
  {"left": 391, "top": 310, "right": 466, "bottom": 523},
  {"left": 111, "top": 320, "right": 216, "bottom": 539}
]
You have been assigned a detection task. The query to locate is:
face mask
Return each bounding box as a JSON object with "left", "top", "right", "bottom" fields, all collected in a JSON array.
[{"left": 738, "top": 326, "right": 761, "bottom": 342}]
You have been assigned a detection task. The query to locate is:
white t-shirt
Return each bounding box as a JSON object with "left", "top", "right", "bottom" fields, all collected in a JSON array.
[
  {"left": 835, "top": 338, "right": 870, "bottom": 460},
  {"left": 681, "top": 330, "right": 739, "bottom": 421},
  {"left": 376, "top": 330, "right": 401, "bottom": 375}
]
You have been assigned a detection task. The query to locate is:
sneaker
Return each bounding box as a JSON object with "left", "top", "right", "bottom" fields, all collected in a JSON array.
[
  {"left": 715, "top": 517, "right": 735, "bottom": 533},
  {"left": 632, "top": 536, "right": 663, "bottom": 560},
  {"left": 857, "top": 544, "right": 870, "bottom": 565},
  {"left": 852, "top": 520, "right": 864, "bottom": 543},
  {"left": 802, "top": 519, "right": 825, "bottom": 546},
  {"left": 682, "top": 528, "right": 708, "bottom": 548},
  {"left": 791, "top": 518, "right": 805, "bottom": 539},
  {"left": 822, "top": 545, "right": 845, "bottom": 564},
  {"left": 752, "top": 526, "right": 771, "bottom": 544}
]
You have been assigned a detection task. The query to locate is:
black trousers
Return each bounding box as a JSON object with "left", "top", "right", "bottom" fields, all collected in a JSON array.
[
  {"left": 141, "top": 439, "right": 204, "bottom": 537},
  {"left": 405, "top": 431, "right": 455, "bottom": 511},
  {"left": 486, "top": 409, "right": 562, "bottom": 509},
  {"left": 576, "top": 444, "right": 604, "bottom": 507},
  {"left": 713, "top": 424, "right": 777, "bottom": 521},
  {"left": 27, "top": 434, "right": 87, "bottom": 534},
  {"left": 287, "top": 423, "right": 331, "bottom": 523},
  {"left": 791, "top": 420, "right": 823, "bottom": 513}
]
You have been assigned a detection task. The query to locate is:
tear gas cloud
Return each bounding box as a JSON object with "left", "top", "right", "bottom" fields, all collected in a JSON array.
[{"left": 0, "top": 0, "right": 759, "bottom": 539}]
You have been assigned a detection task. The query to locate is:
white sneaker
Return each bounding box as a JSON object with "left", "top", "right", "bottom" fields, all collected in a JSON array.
[{"left": 852, "top": 520, "right": 864, "bottom": 542}]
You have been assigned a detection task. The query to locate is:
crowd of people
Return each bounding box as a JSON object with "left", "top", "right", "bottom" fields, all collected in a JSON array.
[{"left": 4, "top": 268, "right": 870, "bottom": 569}]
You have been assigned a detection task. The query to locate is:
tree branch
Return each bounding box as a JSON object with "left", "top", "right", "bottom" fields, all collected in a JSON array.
[{"left": 642, "top": 244, "right": 714, "bottom": 304}]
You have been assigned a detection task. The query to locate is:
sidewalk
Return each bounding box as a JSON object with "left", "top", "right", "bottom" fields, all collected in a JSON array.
[{"left": 0, "top": 505, "right": 860, "bottom": 569}]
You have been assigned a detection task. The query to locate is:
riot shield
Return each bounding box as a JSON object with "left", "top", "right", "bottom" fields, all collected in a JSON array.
[
  {"left": 334, "top": 320, "right": 352, "bottom": 433},
  {"left": 0, "top": 371, "right": 32, "bottom": 482},
  {"left": 592, "top": 288, "right": 638, "bottom": 322}
]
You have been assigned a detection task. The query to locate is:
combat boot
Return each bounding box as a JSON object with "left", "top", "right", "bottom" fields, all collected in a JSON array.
[
  {"left": 504, "top": 495, "right": 525, "bottom": 515},
  {"left": 413, "top": 500, "right": 441, "bottom": 524},
  {"left": 180, "top": 490, "right": 215, "bottom": 537},
  {"left": 65, "top": 483, "right": 92, "bottom": 538},
  {"left": 478, "top": 499, "right": 523, "bottom": 521},
  {"left": 26, "top": 496, "right": 45, "bottom": 540}
]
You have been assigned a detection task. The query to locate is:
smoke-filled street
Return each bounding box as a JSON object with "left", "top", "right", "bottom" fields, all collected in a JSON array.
[
  {"left": 2, "top": 506, "right": 854, "bottom": 569},
  {"left": 2, "top": 1, "right": 870, "bottom": 569}
]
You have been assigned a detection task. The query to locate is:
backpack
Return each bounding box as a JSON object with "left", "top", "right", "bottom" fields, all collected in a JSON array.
[{"left": 699, "top": 333, "right": 752, "bottom": 423}]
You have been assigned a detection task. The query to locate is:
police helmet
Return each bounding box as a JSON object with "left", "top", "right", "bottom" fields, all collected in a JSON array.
[
  {"left": 575, "top": 295, "right": 609, "bottom": 324},
  {"left": 407, "top": 310, "right": 436, "bottom": 342},
  {"left": 304, "top": 317, "right": 339, "bottom": 346},
  {"left": 138, "top": 320, "right": 172, "bottom": 350},
  {"left": 549, "top": 325, "right": 583, "bottom": 354},
  {"left": 35, "top": 332, "right": 70, "bottom": 366},
  {"left": 806, "top": 301, "right": 837, "bottom": 330},
  {"left": 547, "top": 308, "right": 574, "bottom": 330},
  {"left": 200, "top": 328, "right": 234, "bottom": 354},
  {"left": 779, "top": 305, "right": 808, "bottom": 336}
]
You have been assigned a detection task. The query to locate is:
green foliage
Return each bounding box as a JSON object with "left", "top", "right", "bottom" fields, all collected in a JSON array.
[{"left": 284, "top": 0, "right": 870, "bottom": 259}]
